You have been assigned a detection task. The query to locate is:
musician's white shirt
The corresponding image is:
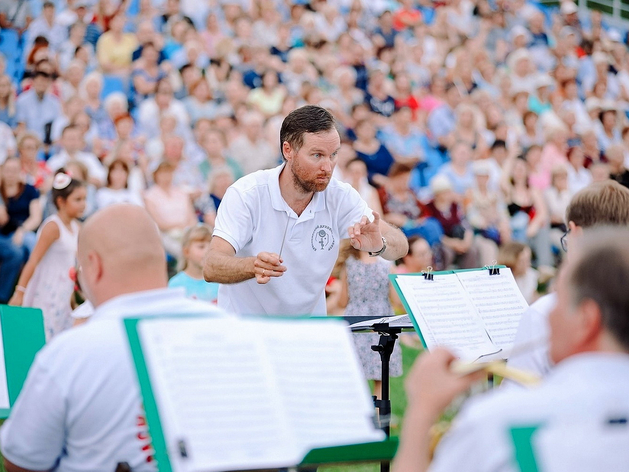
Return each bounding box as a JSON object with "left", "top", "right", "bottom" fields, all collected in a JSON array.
[
  {"left": 503, "top": 293, "right": 556, "bottom": 388},
  {"left": 0, "top": 288, "right": 228, "bottom": 471},
  {"left": 430, "top": 353, "right": 629, "bottom": 472}
]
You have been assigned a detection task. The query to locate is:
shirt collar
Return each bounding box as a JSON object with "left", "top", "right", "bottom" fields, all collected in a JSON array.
[
  {"left": 90, "top": 287, "right": 191, "bottom": 321},
  {"left": 551, "top": 352, "right": 629, "bottom": 381},
  {"left": 268, "top": 163, "right": 327, "bottom": 218}
]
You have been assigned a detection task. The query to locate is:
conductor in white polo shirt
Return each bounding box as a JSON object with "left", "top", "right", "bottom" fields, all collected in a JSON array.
[{"left": 204, "top": 105, "right": 408, "bottom": 315}]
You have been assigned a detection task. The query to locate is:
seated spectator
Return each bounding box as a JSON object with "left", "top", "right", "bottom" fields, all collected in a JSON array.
[
  {"left": 566, "top": 146, "right": 592, "bottom": 195},
  {"left": 281, "top": 48, "right": 318, "bottom": 97},
  {"left": 525, "top": 144, "right": 550, "bottom": 191},
  {"left": 103, "top": 139, "right": 147, "bottom": 197},
  {"left": 331, "top": 66, "right": 364, "bottom": 126},
  {"left": 96, "top": 159, "right": 144, "bottom": 210},
  {"left": 25, "top": 1, "right": 66, "bottom": 54},
  {"left": 498, "top": 241, "right": 539, "bottom": 303},
  {"left": 80, "top": 71, "right": 108, "bottom": 131},
  {"left": 595, "top": 106, "right": 622, "bottom": 154},
  {"left": 58, "top": 22, "right": 93, "bottom": 74},
  {"left": 427, "top": 82, "right": 461, "bottom": 152},
  {"left": 353, "top": 118, "right": 395, "bottom": 186},
  {"left": 607, "top": 144, "right": 629, "bottom": 188},
  {"left": 96, "top": 11, "right": 138, "bottom": 76},
  {"left": 17, "top": 133, "right": 51, "bottom": 192},
  {"left": 0, "top": 74, "right": 16, "bottom": 128},
  {"left": 50, "top": 94, "right": 85, "bottom": 143},
  {"left": 452, "top": 104, "right": 489, "bottom": 161},
  {"left": 379, "top": 106, "right": 425, "bottom": 168},
  {"left": 466, "top": 159, "right": 511, "bottom": 264},
  {"left": 246, "top": 70, "right": 287, "bottom": 119},
  {"left": 437, "top": 141, "right": 475, "bottom": 199},
  {"left": 197, "top": 166, "right": 236, "bottom": 227},
  {"left": 0, "top": 119, "right": 16, "bottom": 165},
  {"left": 130, "top": 41, "right": 167, "bottom": 109},
  {"left": 183, "top": 77, "right": 218, "bottom": 125},
  {"left": 198, "top": 128, "right": 243, "bottom": 182},
  {"left": 392, "top": 72, "right": 419, "bottom": 119},
  {"left": 396, "top": 236, "right": 434, "bottom": 274},
  {"left": 378, "top": 163, "right": 443, "bottom": 248},
  {"left": 503, "top": 157, "right": 553, "bottom": 269},
  {"left": 143, "top": 161, "right": 198, "bottom": 261},
  {"left": 228, "top": 111, "right": 278, "bottom": 175},
  {"left": 47, "top": 125, "right": 107, "bottom": 187},
  {"left": 545, "top": 164, "right": 571, "bottom": 253},
  {"left": 159, "top": 134, "right": 204, "bottom": 197},
  {"left": 200, "top": 12, "right": 226, "bottom": 57},
  {"left": 15, "top": 70, "right": 62, "bottom": 145},
  {"left": 581, "top": 127, "right": 603, "bottom": 166},
  {"left": 539, "top": 124, "right": 568, "bottom": 182},
  {"left": 0, "top": 158, "right": 43, "bottom": 303},
  {"left": 424, "top": 175, "right": 479, "bottom": 269},
  {"left": 59, "top": 60, "right": 86, "bottom": 102},
  {"left": 137, "top": 78, "right": 190, "bottom": 140},
  {"left": 364, "top": 69, "right": 395, "bottom": 119},
  {"left": 518, "top": 110, "right": 544, "bottom": 150},
  {"left": 343, "top": 158, "right": 384, "bottom": 216}
]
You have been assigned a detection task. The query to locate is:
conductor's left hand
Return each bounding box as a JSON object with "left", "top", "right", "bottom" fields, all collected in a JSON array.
[{"left": 348, "top": 211, "right": 384, "bottom": 253}]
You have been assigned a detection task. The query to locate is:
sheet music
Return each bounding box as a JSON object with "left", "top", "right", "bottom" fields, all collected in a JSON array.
[
  {"left": 396, "top": 274, "right": 499, "bottom": 361},
  {"left": 138, "top": 317, "right": 383, "bottom": 472},
  {"left": 255, "top": 319, "right": 384, "bottom": 454},
  {"left": 0, "top": 316, "right": 9, "bottom": 409},
  {"left": 139, "top": 318, "right": 296, "bottom": 472},
  {"left": 455, "top": 268, "right": 529, "bottom": 352}
]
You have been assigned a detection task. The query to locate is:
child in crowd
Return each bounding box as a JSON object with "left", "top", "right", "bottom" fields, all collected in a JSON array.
[
  {"left": 498, "top": 241, "right": 539, "bottom": 304},
  {"left": 9, "top": 173, "right": 86, "bottom": 339},
  {"left": 336, "top": 240, "right": 402, "bottom": 399},
  {"left": 168, "top": 224, "right": 219, "bottom": 303}
]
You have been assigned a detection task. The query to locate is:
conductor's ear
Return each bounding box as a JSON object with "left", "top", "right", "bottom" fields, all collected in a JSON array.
[{"left": 282, "top": 141, "right": 292, "bottom": 161}]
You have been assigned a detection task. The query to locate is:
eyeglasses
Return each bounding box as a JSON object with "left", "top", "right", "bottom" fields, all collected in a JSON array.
[{"left": 560, "top": 229, "right": 570, "bottom": 252}]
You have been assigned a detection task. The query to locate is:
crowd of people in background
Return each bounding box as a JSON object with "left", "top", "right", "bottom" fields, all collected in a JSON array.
[{"left": 2, "top": 0, "right": 629, "bottom": 333}]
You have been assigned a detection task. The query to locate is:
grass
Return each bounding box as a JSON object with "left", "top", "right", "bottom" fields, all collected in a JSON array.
[{"left": 320, "top": 340, "right": 423, "bottom": 472}]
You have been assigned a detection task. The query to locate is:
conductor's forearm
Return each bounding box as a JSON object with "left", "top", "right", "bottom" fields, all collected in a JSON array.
[
  {"left": 203, "top": 250, "right": 256, "bottom": 284},
  {"left": 380, "top": 224, "right": 409, "bottom": 261}
]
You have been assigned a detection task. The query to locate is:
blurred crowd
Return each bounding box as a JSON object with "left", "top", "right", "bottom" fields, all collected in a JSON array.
[{"left": 2, "top": 0, "right": 629, "bottom": 307}]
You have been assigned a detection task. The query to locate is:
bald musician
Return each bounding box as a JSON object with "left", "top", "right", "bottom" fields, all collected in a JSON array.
[{"left": 0, "top": 205, "right": 227, "bottom": 472}]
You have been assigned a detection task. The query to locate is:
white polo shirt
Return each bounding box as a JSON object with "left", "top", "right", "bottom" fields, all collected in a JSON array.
[
  {"left": 503, "top": 293, "right": 556, "bottom": 389},
  {"left": 213, "top": 164, "right": 372, "bottom": 316},
  {"left": 0, "top": 288, "right": 229, "bottom": 472},
  {"left": 430, "top": 353, "right": 629, "bottom": 472}
]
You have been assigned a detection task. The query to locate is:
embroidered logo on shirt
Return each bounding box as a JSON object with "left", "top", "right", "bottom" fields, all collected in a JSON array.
[{"left": 311, "top": 225, "right": 335, "bottom": 251}]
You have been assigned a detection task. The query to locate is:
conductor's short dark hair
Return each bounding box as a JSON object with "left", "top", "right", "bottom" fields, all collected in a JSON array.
[{"left": 279, "top": 105, "right": 337, "bottom": 160}]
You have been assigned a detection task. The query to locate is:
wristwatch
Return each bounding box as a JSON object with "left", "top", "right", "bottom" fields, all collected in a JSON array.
[{"left": 368, "top": 236, "right": 387, "bottom": 257}]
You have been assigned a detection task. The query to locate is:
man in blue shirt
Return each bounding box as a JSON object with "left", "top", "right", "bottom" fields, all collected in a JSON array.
[
  {"left": 427, "top": 82, "right": 461, "bottom": 151},
  {"left": 15, "top": 71, "right": 62, "bottom": 145}
]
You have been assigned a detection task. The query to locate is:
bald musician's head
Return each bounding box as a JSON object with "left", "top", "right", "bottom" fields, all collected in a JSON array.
[{"left": 77, "top": 204, "right": 168, "bottom": 307}]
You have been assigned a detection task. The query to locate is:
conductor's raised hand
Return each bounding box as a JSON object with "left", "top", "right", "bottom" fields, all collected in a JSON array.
[
  {"left": 348, "top": 211, "right": 384, "bottom": 252},
  {"left": 253, "top": 252, "right": 286, "bottom": 284}
]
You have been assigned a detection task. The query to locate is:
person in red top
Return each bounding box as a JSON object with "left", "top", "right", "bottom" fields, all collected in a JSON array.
[
  {"left": 392, "top": 0, "right": 422, "bottom": 31},
  {"left": 17, "top": 133, "right": 52, "bottom": 193},
  {"left": 424, "top": 174, "right": 479, "bottom": 269},
  {"left": 378, "top": 163, "right": 443, "bottom": 248}
]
